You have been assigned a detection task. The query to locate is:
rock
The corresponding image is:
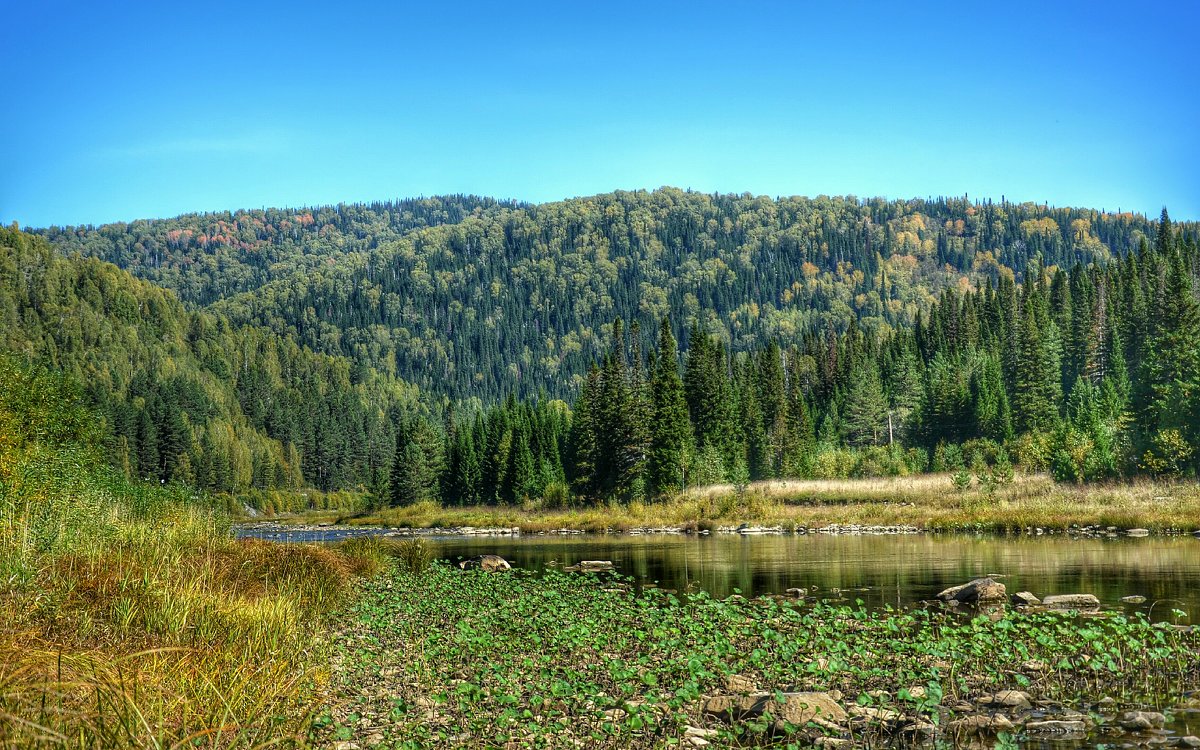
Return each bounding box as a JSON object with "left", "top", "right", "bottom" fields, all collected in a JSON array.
[
  {"left": 684, "top": 727, "right": 717, "bottom": 739},
  {"left": 565, "top": 560, "right": 614, "bottom": 572},
  {"left": 703, "top": 691, "right": 846, "bottom": 727},
  {"left": 1021, "top": 660, "right": 1048, "bottom": 672},
  {"left": 1097, "top": 696, "right": 1117, "bottom": 708},
  {"left": 1177, "top": 737, "right": 1200, "bottom": 748},
  {"left": 686, "top": 737, "right": 709, "bottom": 748},
  {"left": 904, "top": 685, "right": 927, "bottom": 700},
  {"left": 1042, "top": 593, "right": 1101, "bottom": 610},
  {"left": 848, "top": 705, "right": 902, "bottom": 723},
  {"left": 1026, "top": 720, "right": 1086, "bottom": 733},
  {"left": 1127, "top": 528, "right": 1151, "bottom": 537},
  {"left": 936, "top": 578, "right": 1008, "bottom": 605},
  {"left": 1121, "top": 595, "right": 1148, "bottom": 604},
  {"left": 723, "top": 674, "right": 757, "bottom": 693},
  {"left": 947, "top": 714, "right": 1014, "bottom": 734},
  {"left": 458, "top": 554, "right": 512, "bottom": 572},
  {"left": 1119, "top": 711, "right": 1167, "bottom": 730},
  {"left": 1012, "top": 591, "right": 1041, "bottom": 606},
  {"left": 991, "top": 690, "right": 1032, "bottom": 708},
  {"left": 785, "top": 587, "right": 808, "bottom": 598}
]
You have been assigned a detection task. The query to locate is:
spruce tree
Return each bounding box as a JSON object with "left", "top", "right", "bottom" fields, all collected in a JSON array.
[
  {"left": 647, "top": 318, "right": 692, "bottom": 497},
  {"left": 841, "top": 362, "right": 888, "bottom": 446}
]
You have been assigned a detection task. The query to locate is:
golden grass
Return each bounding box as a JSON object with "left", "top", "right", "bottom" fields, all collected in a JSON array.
[
  {"left": 318, "top": 474, "right": 1200, "bottom": 534},
  {"left": 0, "top": 501, "right": 389, "bottom": 748}
]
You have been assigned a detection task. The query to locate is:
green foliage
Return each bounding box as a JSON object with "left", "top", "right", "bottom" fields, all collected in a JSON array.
[
  {"left": 322, "top": 564, "right": 1200, "bottom": 748},
  {"left": 0, "top": 226, "right": 421, "bottom": 497}
]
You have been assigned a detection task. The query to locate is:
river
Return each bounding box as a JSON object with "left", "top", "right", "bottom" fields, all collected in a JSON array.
[{"left": 237, "top": 527, "right": 1200, "bottom": 621}]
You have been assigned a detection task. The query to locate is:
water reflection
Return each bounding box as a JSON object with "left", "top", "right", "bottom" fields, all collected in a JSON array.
[
  {"left": 238, "top": 527, "right": 1200, "bottom": 620},
  {"left": 430, "top": 534, "right": 1200, "bottom": 620}
]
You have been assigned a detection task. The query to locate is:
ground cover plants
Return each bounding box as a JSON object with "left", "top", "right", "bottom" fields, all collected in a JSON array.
[{"left": 318, "top": 563, "right": 1200, "bottom": 749}]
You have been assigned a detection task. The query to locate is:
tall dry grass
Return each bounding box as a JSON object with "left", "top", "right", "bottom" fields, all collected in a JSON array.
[
  {"left": 0, "top": 354, "right": 392, "bottom": 747},
  {"left": 341, "top": 473, "right": 1200, "bottom": 533}
]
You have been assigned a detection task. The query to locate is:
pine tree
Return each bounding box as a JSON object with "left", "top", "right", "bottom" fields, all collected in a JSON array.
[
  {"left": 647, "top": 318, "right": 692, "bottom": 497},
  {"left": 1139, "top": 257, "right": 1200, "bottom": 468},
  {"left": 841, "top": 362, "right": 888, "bottom": 446},
  {"left": 1013, "top": 290, "right": 1061, "bottom": 434}
]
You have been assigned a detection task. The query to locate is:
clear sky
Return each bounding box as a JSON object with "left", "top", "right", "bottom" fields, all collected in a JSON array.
[{"left": 3, "top": 0, "right": 1197, "bottom": 228}]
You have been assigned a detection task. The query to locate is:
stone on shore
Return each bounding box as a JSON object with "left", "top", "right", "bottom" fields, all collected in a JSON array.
[
  {"left": 703, "top": 691, "right": 846, "bottom": 727},
  {"left": 946, "top": 714, "right": 1014, "bottom": 734},
  {"left": 1042, "top": 593, "right": 1101, "bottom": 610},
  {"left": 1119, "top": 711, "right": 1166, "bottom": 731},
  {"left": 937, "top": 578, "right": 1007, "bottom": 605},
  {"left": 1012, "top": 591, "right": 1041, "bottom": 606},
  {"left": 458, "top": 554, "right": 511, "bottom": 572},
  {"left": 1026, "top": 720, "right": 1086, "bottom": 734}
]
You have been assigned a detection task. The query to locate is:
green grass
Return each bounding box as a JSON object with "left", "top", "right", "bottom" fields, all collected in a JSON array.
[{"left": 318, "top": 563, "right": 1200, "bottom": 748}]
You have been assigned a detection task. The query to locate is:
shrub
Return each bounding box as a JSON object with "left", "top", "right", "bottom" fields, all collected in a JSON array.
[
  {"left": 951, "top": 469, "right": 973, "bottom": 491},
  {"left": 812, "top": 447, "right": 857, "bottom": 479},
  {"left": 931, "top": 442, "right": 964, "bottom": 472},
  {"left": 1009, "top": 431, "right": 1053, "bottom": 472}
]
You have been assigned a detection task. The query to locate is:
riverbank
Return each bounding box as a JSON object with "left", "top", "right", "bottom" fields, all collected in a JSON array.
[
  {"left": 242, "top": 474, "right": 1200, "bottom": 536},
  {"left": 0, "top": 495, "right": 390, "bottom": 747},
  {"left": 316, "top": 562, "right": 1200, "bottom": 749}
]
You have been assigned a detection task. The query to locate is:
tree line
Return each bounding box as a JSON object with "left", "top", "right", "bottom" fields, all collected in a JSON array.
[{"left": 392, "top": 209, "right": 1199, "bottom": 507}]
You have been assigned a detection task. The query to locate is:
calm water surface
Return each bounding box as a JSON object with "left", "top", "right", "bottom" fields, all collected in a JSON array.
[{"left": 241, "top": 527, "right": 1200, "bottom": 620}]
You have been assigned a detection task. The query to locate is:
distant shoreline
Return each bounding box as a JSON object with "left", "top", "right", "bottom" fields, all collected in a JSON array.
[{"left": 232, "top": 473, "right": 1200, "bottom": 538}]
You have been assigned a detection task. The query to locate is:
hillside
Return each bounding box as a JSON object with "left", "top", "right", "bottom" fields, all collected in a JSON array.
[
  {"left": 38, "top": 189, "right": 1177, "bottom": 401},
  {"left": 0, "top": 226, "right": 420, "bottom": 494}
]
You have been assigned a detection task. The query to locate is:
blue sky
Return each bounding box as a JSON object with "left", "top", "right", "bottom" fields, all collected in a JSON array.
[{"left": 2, "top": 1, "right": 1197, "bottom": 227}]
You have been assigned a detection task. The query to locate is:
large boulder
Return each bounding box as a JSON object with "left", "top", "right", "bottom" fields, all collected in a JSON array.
[
  {"left": 458, "top": 554, "right": 512, "bottom": 572},
  {"left": 937, "top": 578, "right": 1007, "bottom": 605}
]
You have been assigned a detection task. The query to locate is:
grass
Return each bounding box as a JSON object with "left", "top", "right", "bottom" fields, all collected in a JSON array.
[
  {"left": 318, "top": 563, "right": 1200, "bottom": 748},
  {"left": 1, "top": 451, "right": 390, "bottom": 747},
  {"left": 256, "top": 474, "right": 1200, "bottom": 535},
  {"left": 1, "top": 501, "right": 389, "bottom": 747}
]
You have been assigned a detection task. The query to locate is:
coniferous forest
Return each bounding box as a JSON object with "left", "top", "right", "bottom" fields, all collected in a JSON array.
[{"left": 5, "top": 190, "right": 1199, "bottom": 508}]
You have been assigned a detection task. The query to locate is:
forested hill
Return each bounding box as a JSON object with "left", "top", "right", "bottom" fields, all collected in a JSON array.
[
  {"left": 36, "top": 189, "right": 1186, "bottom": 402},
  {"left": 37, "top": 196, "right": 521, "bottom": 306},
  {"left": 0, "top": 226, "right": 420, "bottom": 494}
]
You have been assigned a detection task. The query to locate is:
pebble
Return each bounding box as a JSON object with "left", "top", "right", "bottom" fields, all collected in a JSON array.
[{"left": 1121, "top": 595, "right": 1148, "bottom": 604}]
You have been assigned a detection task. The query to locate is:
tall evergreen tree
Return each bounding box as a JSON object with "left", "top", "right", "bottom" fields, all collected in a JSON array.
[{"left": 647, "top": 318, "right": 691, "bottom": 497}]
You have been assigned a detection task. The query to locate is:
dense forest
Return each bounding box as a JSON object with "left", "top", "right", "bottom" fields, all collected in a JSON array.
[
  {"left": 38, "top": 189, "right": 1172, "bottom": 401},
  {"left": 6, "top": 191, "right": 1199, "bottom": 508},
  {"left": 0, "top": 226, "right": 421, "bottom": 496},
  {"left": 389, "top": 210, "right": 1200, "bottom": 507}
]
